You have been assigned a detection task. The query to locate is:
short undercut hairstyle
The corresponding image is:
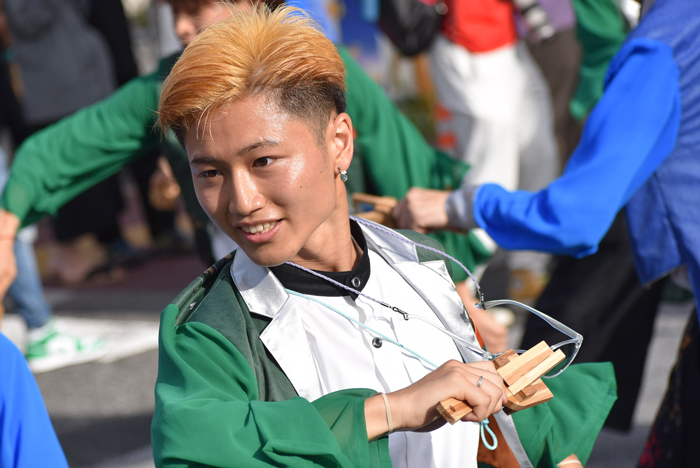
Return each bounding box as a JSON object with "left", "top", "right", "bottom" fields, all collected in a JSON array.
[{"left": 158, "top": 5, "right": 347, "bottom": 146}]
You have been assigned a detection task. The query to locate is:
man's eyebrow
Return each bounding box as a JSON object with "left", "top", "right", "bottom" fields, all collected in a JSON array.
[
  {"left": 189, "top": 138, "right": 280, "bottom": 165},
  {"left": 190, "top": 156, "right": 218, "bottom": 166},
  {"left": 238, "top": 138, "right": 280, "bottom": 155}
]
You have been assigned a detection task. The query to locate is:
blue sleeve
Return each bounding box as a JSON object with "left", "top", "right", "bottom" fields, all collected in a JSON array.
[
  {"left": 0, "top": 333, "right": 68, "bottom": 468},
  {"left": 473, "top": 38, "right": 681, "bottom": 257}
]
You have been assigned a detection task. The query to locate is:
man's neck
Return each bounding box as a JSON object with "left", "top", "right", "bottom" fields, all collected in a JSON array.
[{"left": 289, "top": 210, "right": 359, "bottom": 272}]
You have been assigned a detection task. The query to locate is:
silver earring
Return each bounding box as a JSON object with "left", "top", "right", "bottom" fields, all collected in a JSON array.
[{"left": 338, "top": 166, "right": 348, "bottom": 182}]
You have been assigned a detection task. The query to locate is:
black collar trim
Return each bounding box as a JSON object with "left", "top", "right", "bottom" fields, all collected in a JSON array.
[{"left": 270, "top": 220, "right": 370, "bottom": 299}]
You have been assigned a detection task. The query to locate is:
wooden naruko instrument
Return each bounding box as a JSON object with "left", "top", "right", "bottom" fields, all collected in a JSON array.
[
  {"left": 352, "top": 193, "right": 398, "bottom": 228},
  {"left": 436, "top": 341, "right": 566, "bottom": 424}
]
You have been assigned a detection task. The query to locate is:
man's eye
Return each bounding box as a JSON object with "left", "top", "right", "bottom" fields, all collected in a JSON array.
[
  {"left": 253, "top": 157, "right": 273, "bottom": 167},
  {"left": 200, "top": 170, "right": 220, "bottom": 178}
]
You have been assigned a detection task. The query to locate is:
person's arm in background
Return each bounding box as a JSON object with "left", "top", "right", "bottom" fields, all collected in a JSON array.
[
  {"left": 0, "top": 65, "right": 165, "bottom": 297},
  {"left": 396, "top": 38, "right": 681, "bottom": 258}
]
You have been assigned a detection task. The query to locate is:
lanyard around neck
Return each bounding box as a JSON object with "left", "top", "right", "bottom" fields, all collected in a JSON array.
[{"left": 285, "top": 216, "right": 494, "bottom": 360}]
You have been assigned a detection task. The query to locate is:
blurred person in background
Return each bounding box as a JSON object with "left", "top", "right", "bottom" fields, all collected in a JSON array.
[
  {"left": 3, "top": 0, "right": 133, "bottom": 286},
  {"left": 395, "top": 0, "right": 663, "bottom": 433},
  {"left": 0, "top": 147, "right": 104, "bottom": 372},
  {"left": 428, "top": 0, "right": 560, "bottom": 304},
  {"left": 88, "top": 0, "right": 187, "bottom": 257},
  {"left": 0, "top": 0, "right": 104, "bottom": 371},
  {"left": 0, "top": 0, "right": 26, "bottom": 145},
  {"left": 395, "top": 1, "right": 700, "bottom": 465},
  {"left": 520, "top": 0, "right": 581, "bottom": 163},
  {"left": 521, "top": 0, "right": 658, "bottom": 432},
  {"left": 0, "top": 0, "right": 506, "bottom": 351}
]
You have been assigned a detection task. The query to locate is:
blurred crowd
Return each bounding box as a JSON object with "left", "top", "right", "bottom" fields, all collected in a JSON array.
[{"left": 0, "top": 0, "right": 697, "bottom": 467}]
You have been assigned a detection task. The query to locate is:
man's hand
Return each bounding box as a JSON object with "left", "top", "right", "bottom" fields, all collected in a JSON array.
[
  {"left": 0, "top": 209, "right": 20, "bottom": 299},
  {"left": 393, "top": 188, "right": 451, "bottom": 233},
  {"left": 365, "top": 360, "right": 507, "bottom": 439}
]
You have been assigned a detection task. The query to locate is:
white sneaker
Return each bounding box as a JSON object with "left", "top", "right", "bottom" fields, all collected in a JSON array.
[{"left": 25, "top": 320, "right": 107, "bottom": 373}]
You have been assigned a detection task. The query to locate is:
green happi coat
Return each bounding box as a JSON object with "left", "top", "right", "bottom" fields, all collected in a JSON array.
[{"left": 152, "top": 226, "right": 616, "bottom": 468}]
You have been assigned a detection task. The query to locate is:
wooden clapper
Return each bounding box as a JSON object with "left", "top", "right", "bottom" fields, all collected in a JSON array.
[
  {"left": 352, "top": 193, "right": 398, "bottom": 228},
  {"left": 437, "top": 341, "right": 565, "bottom": 423}
]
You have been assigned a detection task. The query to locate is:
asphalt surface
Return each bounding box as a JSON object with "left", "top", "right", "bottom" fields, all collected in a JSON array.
[{"left": 3, "top": 253, "right": 692, "bottom": 468}]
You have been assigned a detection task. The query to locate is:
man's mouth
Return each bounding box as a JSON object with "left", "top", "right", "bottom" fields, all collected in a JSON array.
[{"left": 240, "top": 221, "right": 278, "bottom": 235}]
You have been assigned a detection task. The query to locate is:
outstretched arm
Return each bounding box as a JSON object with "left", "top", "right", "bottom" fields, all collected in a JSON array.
[
  {"left": 0, "top": 69, "right": 164, "bottom": 297},
  {"left": 0, "top": 72, "right": 162, "bottom": 227},
  {"left": 455, "top": 39, "right": 681, "bottom": 256},
  {"left": 395, "top": 38, "right": 681, "bottom": 258}
]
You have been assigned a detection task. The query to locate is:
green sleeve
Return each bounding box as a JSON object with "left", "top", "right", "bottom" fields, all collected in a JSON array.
[
  {"left": 570, "top": 0, "right": 629, "bottom": 120},
  {"left": 0, "top": 71, "right": 162, "bottom": 227},
  {"left": 152, "top": 304, "right": 391, "bottom": 468},
  {"left": 340, "top": 47, "right": 491, "bottom": 279},
  {"left": 511, "top": 362, "right": 617, "bottom": 467}
]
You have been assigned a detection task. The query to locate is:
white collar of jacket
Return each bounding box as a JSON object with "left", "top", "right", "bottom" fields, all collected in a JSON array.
[{"left": 230, "top": 219, "right": 533, "bottom": 467}]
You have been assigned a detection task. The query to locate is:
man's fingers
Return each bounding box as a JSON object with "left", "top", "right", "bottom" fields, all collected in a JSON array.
[
  {"left": 447, "top": 361, "right": 506, "bottom": 420},
  {"left": 445, "top": 370, "right": 503, "bottom": 422},
  {"left": 464, "top": 360, "right": 497, "bottom": 372}
]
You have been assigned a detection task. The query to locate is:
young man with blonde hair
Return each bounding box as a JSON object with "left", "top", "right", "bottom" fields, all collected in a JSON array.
[
  {"left": 152, "top": 6, "right": 614, "bottom": 467},
  {"left": 0, "top": 0, "right": 498, "bottom": 350}
]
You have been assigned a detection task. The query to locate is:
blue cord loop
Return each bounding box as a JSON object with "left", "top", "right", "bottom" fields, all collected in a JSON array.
[{"left": 480, "top": 419, "right": 498, "bottom": 450}]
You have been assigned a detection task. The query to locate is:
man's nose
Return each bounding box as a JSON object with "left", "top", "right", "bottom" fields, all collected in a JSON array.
[
  {"left": 174, "top": 15, "right": 195, "bottom": 45},
  {"left": 229, "top": 172, "right": 265, "bottom": 216}
]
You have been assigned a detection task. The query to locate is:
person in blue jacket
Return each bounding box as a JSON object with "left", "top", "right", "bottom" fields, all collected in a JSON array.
[
  {"left": 0, "top": 332, "right": 68, "bottom": 468},
  {"left": 394, "top": 0, "right": 699, "bottom": 464}
]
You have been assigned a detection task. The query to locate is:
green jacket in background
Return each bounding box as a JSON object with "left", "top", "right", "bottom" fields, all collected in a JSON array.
[
  {"left": 0, "top": 47, "right": 489, "bottom": 280},
  {"left": 570, "top": 0, "right": 629, "bottom": 121}
]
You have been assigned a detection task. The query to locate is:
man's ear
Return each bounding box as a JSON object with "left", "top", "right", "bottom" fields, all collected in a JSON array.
[{"left": 329, "top": 112, "right": 354, "bottom": 170}]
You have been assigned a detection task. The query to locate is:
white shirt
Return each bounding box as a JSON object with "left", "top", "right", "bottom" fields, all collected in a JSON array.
[{"left": 287, "top": 250, "right": 479, "bottom": 468}]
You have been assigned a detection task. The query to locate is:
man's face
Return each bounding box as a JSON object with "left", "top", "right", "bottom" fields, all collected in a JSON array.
[
  {"left": 172, "top": 1, "right": 253, "bottom": 46},
  {"left": 185, "top": 94, "right": 352, "bottom": 267}
]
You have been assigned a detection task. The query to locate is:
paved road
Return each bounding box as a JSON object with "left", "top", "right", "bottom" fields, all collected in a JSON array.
[{"left": 3, "top": 253, "right": 692, "bottom": 467}]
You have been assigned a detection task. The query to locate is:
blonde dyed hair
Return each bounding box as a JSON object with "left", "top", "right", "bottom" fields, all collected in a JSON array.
[{"left": 158, "top": 4, "right": 347, "bottom": 143}]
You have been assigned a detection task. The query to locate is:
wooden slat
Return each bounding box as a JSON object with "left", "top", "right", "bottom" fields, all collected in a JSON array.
[
  {"left": 517, "top": 384, "right": 537, "bottom": 399},
  {"left": 497, "top": 341, "right": 551, "bottom": 385},
  {"left": 436, "top": 342, "right": 564, "bottom": 422},
  {"left": 352, "top": 193, "right": 398, "bottom": 209},
  {"left": 507, "top": 349, "right": 566, "bottom": 395},
  {"left": 436, "top": 397, "right": 473, "bottom": 425},
  {"left": 504, "top": 379, "right": 554, "bottom": 414},
  {"left": 493, "top": 349, "right": 517, "bottom": 369}
]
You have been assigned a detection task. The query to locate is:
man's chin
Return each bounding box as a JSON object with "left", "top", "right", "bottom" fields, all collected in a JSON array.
[{"left": 240, "top": 244, "right": 296, "bottom": 268}]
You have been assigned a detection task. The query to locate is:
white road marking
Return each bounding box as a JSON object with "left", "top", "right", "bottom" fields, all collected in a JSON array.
[{"left": 1, "top": 314, "right": 159, "bottom": 372}]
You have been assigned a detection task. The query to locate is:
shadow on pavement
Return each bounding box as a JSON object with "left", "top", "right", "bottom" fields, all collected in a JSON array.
[{"left": 53, "top": 413, "right": 153, "bottom": 468}]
